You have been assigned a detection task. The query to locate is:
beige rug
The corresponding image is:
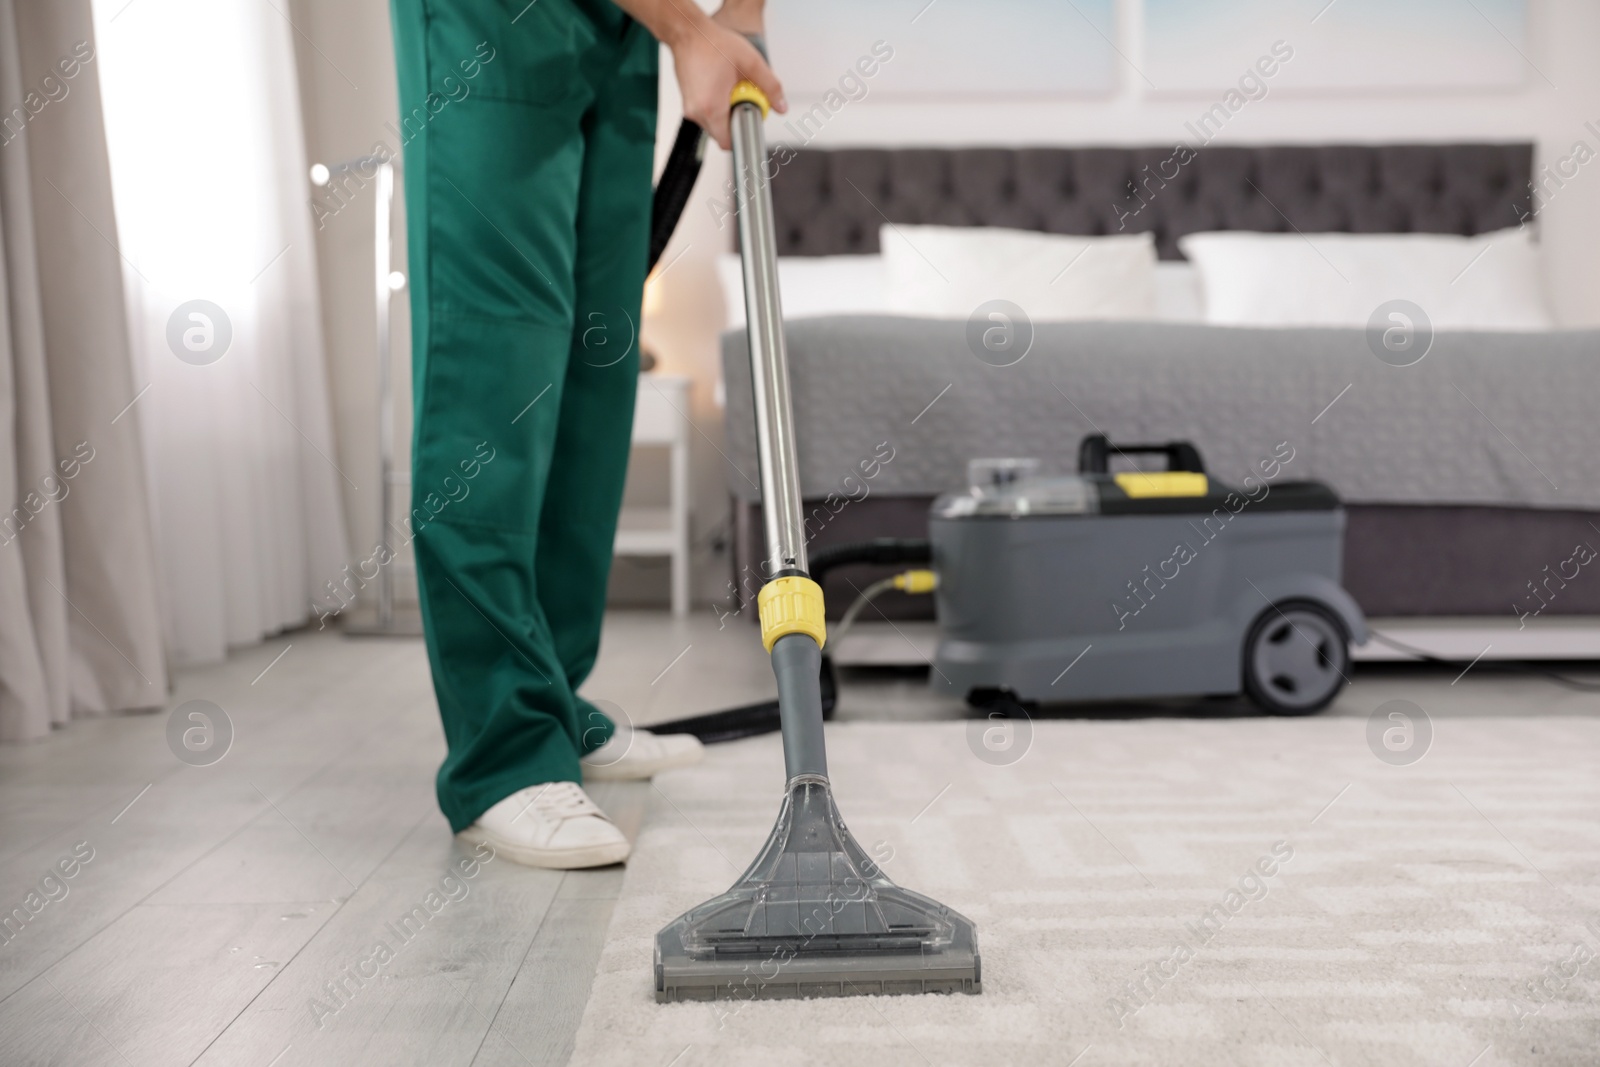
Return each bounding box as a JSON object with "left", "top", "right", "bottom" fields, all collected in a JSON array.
[{"left": 571, "top": 717, "right": 1600, "bottom": 1066}]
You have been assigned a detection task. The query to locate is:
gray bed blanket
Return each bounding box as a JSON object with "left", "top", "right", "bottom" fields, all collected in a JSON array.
[{"left": 720, "top": 318, "right": 1600, "bottom": 510}]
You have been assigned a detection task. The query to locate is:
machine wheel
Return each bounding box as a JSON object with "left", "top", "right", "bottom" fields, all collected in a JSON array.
[{"left": 1242, "top": 600, "right": 1349, "bottom": 715}]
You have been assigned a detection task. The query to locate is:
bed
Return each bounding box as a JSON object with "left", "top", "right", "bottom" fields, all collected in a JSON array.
[{"left": 718, "top": 144, "right": 1600, "bottom": 621}]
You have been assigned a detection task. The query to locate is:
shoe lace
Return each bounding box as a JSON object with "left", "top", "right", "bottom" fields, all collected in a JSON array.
[{"left": 517, "top": 781, "right": 600, "bottom": 822}]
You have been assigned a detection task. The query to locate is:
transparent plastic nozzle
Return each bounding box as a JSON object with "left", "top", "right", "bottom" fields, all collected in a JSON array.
[{"left": 654, "top": 774, "right": 981, "bottom": 1001}]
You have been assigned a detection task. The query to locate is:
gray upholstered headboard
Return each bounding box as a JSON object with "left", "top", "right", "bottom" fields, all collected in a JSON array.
[{"left": 764, "top": 144, "right": 1534, "bottom": 260}]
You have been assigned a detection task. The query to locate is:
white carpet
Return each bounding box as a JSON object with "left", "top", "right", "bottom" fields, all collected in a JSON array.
[{"left": 571, "top": 717, "right": 1600, "bottom": 1066}]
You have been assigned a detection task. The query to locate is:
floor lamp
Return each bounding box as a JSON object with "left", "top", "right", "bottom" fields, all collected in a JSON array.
[{"left": 310, "top": 155, "right": 423, "bottom": 637}]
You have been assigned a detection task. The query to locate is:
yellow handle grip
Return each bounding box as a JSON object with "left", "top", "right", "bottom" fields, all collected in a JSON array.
[{"left": 729, "top": 80, "right": 770, "bottom": 117}]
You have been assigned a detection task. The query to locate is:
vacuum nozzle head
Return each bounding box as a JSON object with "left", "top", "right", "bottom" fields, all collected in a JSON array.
[{"left": 654, "top": 775, "right": 981, "bottom": 1002}]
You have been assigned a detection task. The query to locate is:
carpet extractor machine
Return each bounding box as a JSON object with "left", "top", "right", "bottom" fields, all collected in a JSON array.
[
  {"left": 931, "top": 442, "right": 1367, "bottom": 716},
  {"left": 652, "top": 79, "right": 982, "bottom": 1003},
  {"left": 657, "top": 442, "right": 1367, "bottom": 742}
]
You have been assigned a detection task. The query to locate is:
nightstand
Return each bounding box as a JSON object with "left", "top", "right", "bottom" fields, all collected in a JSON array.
[{"left": 615, "top": 374, "right": 691, "bottom": 615}]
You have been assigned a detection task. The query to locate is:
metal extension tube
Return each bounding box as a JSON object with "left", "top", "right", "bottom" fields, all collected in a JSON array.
[
  {"left": 731, "top": 102, "right": 807, "bottom": 578},
  {"left": 731, "top": 97, "right": 827, "bottom": 780},
  {"left": 652, "top": 85, "right": 980, "bottom": 1005}
]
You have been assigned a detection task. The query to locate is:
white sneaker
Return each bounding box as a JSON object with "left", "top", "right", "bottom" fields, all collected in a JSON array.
[
  {"left": 459, "top": 781, "right": 629, "bottom": 869},
  {"left": 581, "top": 726, "right": 704, "bottom": 782}
]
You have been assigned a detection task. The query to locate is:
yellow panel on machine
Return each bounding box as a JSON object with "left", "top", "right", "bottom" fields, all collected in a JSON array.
[
  {"left": 757, "top": 575, "right": 827, "bottom": 652},
  {"left": 1113, "top": 471, "right": 1209, "bottom": 497}
]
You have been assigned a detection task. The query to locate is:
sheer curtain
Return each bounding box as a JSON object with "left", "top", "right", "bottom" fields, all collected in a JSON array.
[
  {"left": 92, "top": 0, "right": 349, "bottom": 664},
  {"left": 0, "top": 0, "right": 167, "bottom": 742}
]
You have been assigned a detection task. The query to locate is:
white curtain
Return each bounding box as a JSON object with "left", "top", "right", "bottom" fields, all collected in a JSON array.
[
  {"left": 92, "top": 0, "right": 350, "bottom": 664},
  {"left": 0, "top": 0, "right": 167, "bottom": 742}
]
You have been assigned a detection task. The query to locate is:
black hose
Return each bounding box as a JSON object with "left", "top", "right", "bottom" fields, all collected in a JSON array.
[
  {"left": 809, "top": 538, "right": 931, "bottom": 583},
  {"left": 647, "top": 119, "right": 706, "bottom": 271},
  {"left": 650, "top": 539, "right": 932, "bottom": 744},
  {"left": 648, "top": 656, "right": 838, "bottom": 745},
  {"left": 647, "top": 34, "right": 768, "bottom": 271}
]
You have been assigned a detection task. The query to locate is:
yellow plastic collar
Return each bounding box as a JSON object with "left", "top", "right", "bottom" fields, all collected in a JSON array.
[
  {"left": 1114, "top": 471, "right": 1209, "bottom": 498},
  {"left": 729, "top": 80, "right": 770, "bottom": 117},
  {"left": 757, "top": 575, "right": 826, "bottom": 652}
]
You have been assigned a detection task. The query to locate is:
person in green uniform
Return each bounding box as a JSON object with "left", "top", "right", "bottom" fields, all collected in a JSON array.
[{"left": 389, "top": 0, "right": 785, "bottom": 869}]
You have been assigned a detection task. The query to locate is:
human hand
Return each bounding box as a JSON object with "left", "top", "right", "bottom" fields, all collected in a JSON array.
[
  {"left": 710, "top": 0, "right": 764, "bottom": 37},
  {"left": 667, "top": 7, "right": 784, "bottom": 150}
]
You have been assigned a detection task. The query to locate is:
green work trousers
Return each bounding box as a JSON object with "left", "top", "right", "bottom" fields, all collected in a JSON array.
[{"left": 390, "top": 0, "right": 658, "bottom": 832}]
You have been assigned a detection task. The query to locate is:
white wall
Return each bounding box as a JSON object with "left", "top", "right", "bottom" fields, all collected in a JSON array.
[{"left": 292, "top": 0, "right": 1600, "bottom": 610}]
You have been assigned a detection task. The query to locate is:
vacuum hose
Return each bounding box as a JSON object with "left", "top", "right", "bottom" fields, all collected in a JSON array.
[
  {"left": 647, "top": 119, "right": 705, "bottom": 271},
  {"left": 651, "top": 538, "right": 932, "bottom": 743},
  {"left": 810, "top": 537, "right": 931, "bottom": 578},
  {"left": 647, "top": 37, "right": 769, "bottom": 271}
]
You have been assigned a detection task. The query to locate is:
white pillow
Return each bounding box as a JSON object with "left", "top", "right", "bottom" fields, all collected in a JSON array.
[
  {"left": 718, "top": 253, "right": 886, "bottom": 329},
  {"left": 1178, "top": 227, "right": 1552, "bottom": 330},
  {"left": 880, "top": 225, "right": 1159, "bottom": 321}
]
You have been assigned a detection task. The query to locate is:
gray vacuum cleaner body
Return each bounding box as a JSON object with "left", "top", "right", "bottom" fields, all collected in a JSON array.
[{"left": 930, "top": 457, "right": 1367, "bottom": 714}]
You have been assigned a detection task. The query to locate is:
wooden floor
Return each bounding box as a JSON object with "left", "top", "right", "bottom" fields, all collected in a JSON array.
[
  {"left": 0, "top": 623, "right": 675, "bottom": 1067},
  {"left": 4, "top": 610, "right": 1598, "bottom": 1066}
]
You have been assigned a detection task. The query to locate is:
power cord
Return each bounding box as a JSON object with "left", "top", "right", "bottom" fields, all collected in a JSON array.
[
  {"left": 826, "top": 569, "right": 938, "bottom": 652},
  {"left": 1366, "top": 628, "right": 1600, "bottom": 693}
]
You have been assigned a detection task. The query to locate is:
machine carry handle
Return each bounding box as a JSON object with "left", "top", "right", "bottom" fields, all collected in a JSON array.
[{"left": 1077, "top": 434, "right": 1205, "bottom": 475}]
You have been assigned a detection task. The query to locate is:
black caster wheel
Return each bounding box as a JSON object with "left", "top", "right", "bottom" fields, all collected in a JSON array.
[{"left": 1242, "top": 600, "right": 1349, "bottom": 715}]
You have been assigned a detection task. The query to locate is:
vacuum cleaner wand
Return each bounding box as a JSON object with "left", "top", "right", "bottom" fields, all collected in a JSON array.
[{"left": 652, "top": 81, "right": 981, "bottom": 1003}]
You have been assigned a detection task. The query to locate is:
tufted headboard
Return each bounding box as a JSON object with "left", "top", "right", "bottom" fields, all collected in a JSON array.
[{"left": 763, "top": 144, "right": 1534, "bottom": 260}]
